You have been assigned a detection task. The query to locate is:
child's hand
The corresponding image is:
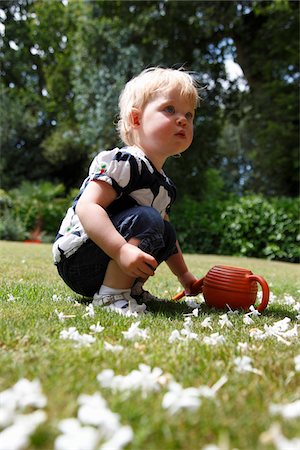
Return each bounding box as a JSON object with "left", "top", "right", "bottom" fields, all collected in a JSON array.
[
  {"left": 178, "top": 271, "right": 198, "bottom": 296},
  {"left": 116, "top": 243, "right": 158, "bottom": 278}
]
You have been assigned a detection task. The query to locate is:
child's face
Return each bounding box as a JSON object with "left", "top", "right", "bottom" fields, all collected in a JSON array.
[{"left": 135, "top": 88, "right": 195, "bottom": 162}]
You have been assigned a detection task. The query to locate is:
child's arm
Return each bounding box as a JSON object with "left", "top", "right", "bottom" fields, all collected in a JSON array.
[
  {"left": 76, "top": 180, "right": 157, "bottom": 279},
  {"left": 166, "top": 242, "right": 198, "bottom": 295},
  {"left": 164, "top": 215, "right": 197, "bottom": 294}
]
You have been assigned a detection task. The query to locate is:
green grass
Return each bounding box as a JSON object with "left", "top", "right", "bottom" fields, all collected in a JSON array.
[{"left": 1, "top": 241, "right": 299, "bottom": 450}]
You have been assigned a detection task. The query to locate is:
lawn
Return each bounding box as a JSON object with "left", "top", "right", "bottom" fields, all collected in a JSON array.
[{"left": 0, "top": 241, "right": 299, "bottom": 450}]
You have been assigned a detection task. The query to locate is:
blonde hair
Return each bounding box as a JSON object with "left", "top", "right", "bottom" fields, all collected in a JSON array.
[{"left": 117, "top": 67, "right": 200, "bottom": 146}]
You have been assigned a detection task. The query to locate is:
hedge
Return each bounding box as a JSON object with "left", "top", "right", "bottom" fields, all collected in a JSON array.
[{"left": 1, "top": 182, "right": 299, "bottom": 262}]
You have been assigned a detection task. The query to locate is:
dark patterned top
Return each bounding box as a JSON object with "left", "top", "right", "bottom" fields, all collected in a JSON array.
[{"left": 52, "top": 146, "right": 176, "bottom": 263}]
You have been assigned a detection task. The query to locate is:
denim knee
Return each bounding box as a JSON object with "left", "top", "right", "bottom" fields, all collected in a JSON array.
[{"left": 111, "top": 206, "right": 176, "bottom": 262}]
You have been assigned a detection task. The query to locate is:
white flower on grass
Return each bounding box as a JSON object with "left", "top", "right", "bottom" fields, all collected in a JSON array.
[
  {"left": 52, "top": 294, "right": 60, "bottom": 302},
  {"left": 185, "top": 298, "right": 203, "bottom": 309},
  {"left": 89, "top": 322, "right": 104, "bottom": 333},
  {"left": 59, "top": 327, "right": 96, "bottom": 347},
  {"left": 247, "top": 305, "right": 261, "bottom": 317},
  {"left": 162, "top": 382, "right": 202, "bottom": 415},
  {"left": 243, "top": 315, "right": 255, "bottom": 325},
  {"left": 293, "top": 302, "right": 300, "bottom": 313},
  {"left": 7, "top": 294, "right": 16, "bottom": 302},
  {"left": 260, "top": 422, "right": 300, "bottom": 450},
  {"left": 218, "top": 313, "right": 233, "bottom": 328},
  {"left": 226, "top": 304, "right": 239, "bottom": 315},
  {"left": 202, "top": 445, "right": 221, "bottom": 450},
  {"left": 249, "top": 317, "right": 298, "bottom": 345},
  {"left": 0, "top": 410, "right": 47, "bottom": 450},
  {"left": 263, "top": 318, "right": 298, "bottom": 345},
  {"left": 55, "top": 309, "right": 66, "bottom": 322},
  {"left": 249, "top": 328, "right": 266, "bottom": 340},
  {"left": 121, "top": 321, "right": 149, "bottom": 340},
  {"left": 83, "top": 304, "right": 95, "bottom": 318},
  {"left": 181, "top": 318, "right": 198, "bottom": 340},
  {"left": 197, "top": 375, "right": 228, "bottom": 399},
  {"left": 77, "top": 393, "right": 120, "bottom": 432},
  {"left": 55, "top": 309, "right": 76, "bottom": 322},
  {"left": 234, "top": 356, "right": 262, "bottom": 375},
  {"left": 162, "top": 375, "right": 227, "bottom": 415},
  {"left": 59, "top": 327, "right": 78, "bottom": 340},
  {"left": 55, "top": 418, "right": 101, "bottom": 450},
  {"left": 100, "top": 425, "right": 133, "bottom": 450},
  {"left": 269, "top": 399, "right": 300, "bottom": 420},
  {"left": 200, "top": 317, "right": 213, "bottom": 330},
  {"left": 183, "top": 308, "right": 200, "bottom": 317},
  {"left": 55, "top": 393, "right": 133, "bottom": 450},
  {"left": 104, "top": 341, "right": 124, "bottom": 352},
  {"left": 0, "top": 379, "right": 47, "bottom": 450},
  {"left": 294, "top": 355, "right": 300, "bottom": 372},
  {"left": 168, "top": 318, "right": 198, "bottom": 342},
  {"left": 168, "top": 330, "right": 185, "bottom": 343},
  {"left": 283, "top": 294, "right": 295, "bottom": 305},
  {"left": 237, "top": 342, "right": 249, "bottom": 352},
  {"left": 97, "top": 364, "right": 167, "bottom": 398},
  {"left": 203, "top": 332, "right": 225, "bottom": 346},
  {"left": 0, "top": 378, "right": 47, "bottom": 413}
]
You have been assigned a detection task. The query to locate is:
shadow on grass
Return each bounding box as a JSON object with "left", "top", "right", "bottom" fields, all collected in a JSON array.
[{"left": 74, "top": 296, "right": 298, "bottom": 321}]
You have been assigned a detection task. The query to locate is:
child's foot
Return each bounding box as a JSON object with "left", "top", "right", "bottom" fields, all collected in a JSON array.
[
  {"left": 93, "top": 291, "right": 147, "bottom": 315},
  {"left": 131, "top": 281, "right": 164, "bottom": 303}
]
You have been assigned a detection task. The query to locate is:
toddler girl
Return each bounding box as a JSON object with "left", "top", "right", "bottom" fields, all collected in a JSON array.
[{"left": 53, "top": 67, "right": 200, "bottom": 314}]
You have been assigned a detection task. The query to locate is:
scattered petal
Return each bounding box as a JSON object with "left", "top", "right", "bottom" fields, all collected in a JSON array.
[
  {"left": 200, "top": 317, "right": 213, "bottom": 330},
  {"left": 234, "top": 356, "right": 262, "bottom": 375},
  {"left": 162, "top": 382, "right": 201, "bottom": 414},
  {"left": 203, "top": 332, "right": 225, "bottom": 346},
  {"left": 104, "top": 342, "right": 124, "bottom": 353},
  {"left": 83, "top": 304, "right": 95, "bottom": 318},
  {"left": 294, "top": 355, "right": 300, "bottom": 372},
  {"left": 122, "top": 321, "right": 149, "bottom": 340},
  {"left": 270, "top": 399, "right": 300, "bottom": 420},
  {"left": 90, "top": 322, "right": 104, "bottom": 333},
  {"left": 260, "top": 422, "right": 300, "bottom": 450},
  {"left": 218, "top": 313, "right": 233, "bottom": 328}
]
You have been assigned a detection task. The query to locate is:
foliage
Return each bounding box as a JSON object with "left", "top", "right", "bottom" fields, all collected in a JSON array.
[
  {"left": 1, "top": 178, "right": 298, "bottom": 262},
  {"left": 172, "top": 194, "right": 299, "bottom": 262},
  {"left": 0, "top": 181, "right": 76, "bottom": 242},
  {"left": 0, "top": 242, "right": 299, "bottom": 449},
  {"left": 219, "top": 195, "right": 300, "bottom": 262},
  {"left": 0, "top": 0, "right": 298, "bottom": 197}
]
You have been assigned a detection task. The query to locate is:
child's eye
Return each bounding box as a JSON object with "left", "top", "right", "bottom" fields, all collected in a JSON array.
[
  {"left": 185, "top": 112, "right": 194, "bottom": 120},
  {"left": 164, "top": 105, "right": 175, "bottom": 114}
]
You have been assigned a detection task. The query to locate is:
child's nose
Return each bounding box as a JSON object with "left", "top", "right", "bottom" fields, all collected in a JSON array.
[{"left": 176, "top": 115, "right": 187, "bottom": 127}]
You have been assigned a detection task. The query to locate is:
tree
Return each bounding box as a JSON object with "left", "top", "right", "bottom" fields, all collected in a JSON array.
[{"left": 1, "top": 0, "right": 299, "bottom": 197}]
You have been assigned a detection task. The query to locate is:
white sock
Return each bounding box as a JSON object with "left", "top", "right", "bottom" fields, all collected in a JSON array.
[{"left": 99, "top": 285, "right": 131, "bottom": 295}]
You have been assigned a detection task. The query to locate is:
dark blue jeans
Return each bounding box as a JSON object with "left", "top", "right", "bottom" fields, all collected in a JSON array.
[{"left": 56, "top": 206, "right": 177, "bottom": 297}]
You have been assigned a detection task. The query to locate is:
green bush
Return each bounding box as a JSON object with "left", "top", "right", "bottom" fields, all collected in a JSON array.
[
  {"left": 1, "top": 182, "right": 299, "bottom": 263},
  {"left": 0, "top": 182, "right": 77, "bottom": 242},
  {"left": 172, "top": 196, "right": 226, "bottom": 254},
  {"left": 219, "top": 195, "right": 299, "bottom": 262},
  {"left": 172, "top": 195, "right": 299, "bottom": 262}
]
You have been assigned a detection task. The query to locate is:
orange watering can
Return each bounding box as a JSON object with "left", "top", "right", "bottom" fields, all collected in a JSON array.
[{"left": 173, "top": 265, "right": 270, "bottom": 312}]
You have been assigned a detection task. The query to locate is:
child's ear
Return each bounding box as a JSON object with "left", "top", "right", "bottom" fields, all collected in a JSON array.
[{"left": 130, "top": 108, "right": 141, "bottom": 128}]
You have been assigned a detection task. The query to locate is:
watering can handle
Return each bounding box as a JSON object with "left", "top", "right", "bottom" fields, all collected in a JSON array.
[
  {"left": 172, "top": 277, "right": 205, "bottom": 301},
  {"left": 247, "top": 274, "right": 270, "bottom": 312}
]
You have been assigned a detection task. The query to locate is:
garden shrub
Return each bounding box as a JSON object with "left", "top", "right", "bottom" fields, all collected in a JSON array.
[
  {"left": 171, "top": 196, "right": 226, "bottom": 254},
  {"left": 219, "top": 195, "right": 299, "bottom": 262},
  {"left": 1, "top": 183, "right": 299, "bottom": 263},
  {"left": 0, "top": 182, "right": 77, "bottom": 242},
  {"left": 172, "top": 195, "right": 299, "bottom": 262}
]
